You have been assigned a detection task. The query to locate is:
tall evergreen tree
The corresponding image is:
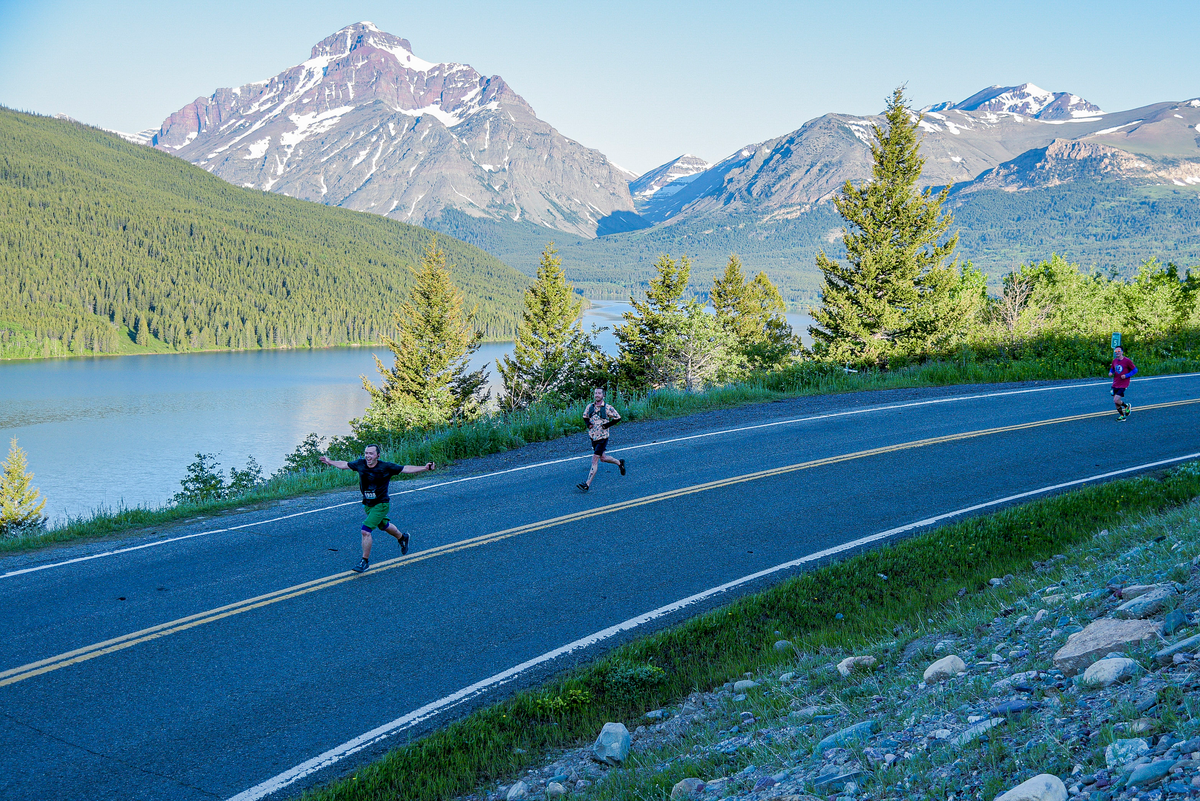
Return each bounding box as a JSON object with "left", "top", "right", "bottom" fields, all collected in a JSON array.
[
  {"left": 711, "top": 254, "right": 796, "bottom": 371},
  {"left": 497, "top": 244, "right": 603, "bottom": 410},
  {"left": 809, "top": 86, "right": 965, "bottom": 366},
  {"left": 652, "top": 300, "right": 740, "bottom": 391},
  {"left": 356, "top": 239, "right": 488, "bottom": 432},
  {"left": 615, "top": 253, "right": 692, "bottom": 390},
  {"left": 0, "top": 438, "right": 46, "bottom": 536}
]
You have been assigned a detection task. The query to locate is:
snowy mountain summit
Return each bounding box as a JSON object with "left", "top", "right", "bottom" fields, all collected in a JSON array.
[
  {"left": 935, "top": 83, "right": 1104, "bottom": 120},
  {"left": 151, "top": 22, "right": 635, "bottom": 236}
]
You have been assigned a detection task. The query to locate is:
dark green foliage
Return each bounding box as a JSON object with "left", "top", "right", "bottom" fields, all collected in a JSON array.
[
  {"left": 173, "top": 452, "right": 266, "bottom": 504},
  {"left": 227, "top": 457, "right": 264, "bottom": 496},
  {"left": 810, "top": 86, "right": 977, "bottom": 365},
  {"left": 172, "top": 454, "right": 227, "bottom": 505},
  {"left": 0, "top": 108, "right": 528, "bottom": 360},
  {"left": 355, "top": 240, "right": 489, "bottom": 432},
  {"left": 614, "top": 253, "right": 692, "bottom": 388},
  {"left": 497, "top": 243, "right": 607, "bottom": 410},
  {"left": 711, "top": 254, "right": 797, "bottom": 370},
  {"left": 278, "top": 434, "right": 328, "bottom": 477}
]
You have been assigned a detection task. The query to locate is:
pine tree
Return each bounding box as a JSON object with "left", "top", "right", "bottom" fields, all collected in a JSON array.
[
  {"left": 497, "top": 243, "right": 603, "bottom": 410},
  {"left": 1, "top": 438, "right": 46, "bottom": 536},
  {"left": 615, "top": 253, "right": 692, "bottom": 390},
  {"left": 356, "top": 239, "right": 488, "bottom": 432},
  {"left": 711, "top": 255, "right": 796, "bottom": 371},
  {"left": 652, "top": 300, "right": 740, "bottom": 391},
  {"left": 809, "top": 86, "right": 963, "bottom": 366}
]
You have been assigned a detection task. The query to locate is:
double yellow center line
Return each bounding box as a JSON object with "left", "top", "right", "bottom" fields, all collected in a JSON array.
[{"left": 4, "top": 398, "right": 1197, "bottom": 688}]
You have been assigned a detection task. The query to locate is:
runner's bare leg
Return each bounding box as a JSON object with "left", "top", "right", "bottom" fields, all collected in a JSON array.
[{"left": 361, "top": 527, "right": 374, "bottom": 560}]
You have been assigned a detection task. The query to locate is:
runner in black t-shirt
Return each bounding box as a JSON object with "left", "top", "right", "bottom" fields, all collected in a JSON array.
[{"left": 319, "top": 445, "right": 435, "bottom": 572}]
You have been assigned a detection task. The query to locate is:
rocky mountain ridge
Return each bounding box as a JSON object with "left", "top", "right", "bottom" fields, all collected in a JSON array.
[
  {"left": 148, "top": 22, "right": 636, "bottom": 237},
  {"left": 640, "top": 89, "right": 1200, "bottom": 225}
]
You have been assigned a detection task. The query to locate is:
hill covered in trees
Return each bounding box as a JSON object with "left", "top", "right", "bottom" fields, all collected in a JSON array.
[{"left": 0, "top": 108, "right": 530, "bottom": 360}]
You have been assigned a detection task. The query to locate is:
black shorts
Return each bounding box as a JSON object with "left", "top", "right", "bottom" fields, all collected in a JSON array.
[
  {"left": 1111, "top": 386, "right": 1126, "bottom": 397},
  {"left": 591, "top": 437, "right": 608, "bottom": 456}
]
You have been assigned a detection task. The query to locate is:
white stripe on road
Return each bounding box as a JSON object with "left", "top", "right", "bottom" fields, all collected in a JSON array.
[
  {"left": 226, "top": 450, "right": 1200, "bottom": 801},
  {"left": 7, "top": 372, "right": 1198, "bottom": 581}
]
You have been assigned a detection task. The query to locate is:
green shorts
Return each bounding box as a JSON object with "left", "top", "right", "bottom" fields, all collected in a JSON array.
[{"left": 362, "top": 502, "right": 391, "bottom": 531}]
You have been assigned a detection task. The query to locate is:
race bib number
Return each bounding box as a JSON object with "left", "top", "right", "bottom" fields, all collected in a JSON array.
[{"left": 363, "top": 489, "right": 376, "bottom": 499}]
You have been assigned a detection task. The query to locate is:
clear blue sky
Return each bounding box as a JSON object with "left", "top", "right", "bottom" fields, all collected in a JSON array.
[{"left": 1, "top": 0, "right": 1197, "bottom": 175}]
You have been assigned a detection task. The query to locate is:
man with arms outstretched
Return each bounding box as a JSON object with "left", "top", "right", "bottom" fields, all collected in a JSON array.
[
  {"left": 1109, "top": 345, "right": 1137, "bottom": 421},
  {"left": 320, "top": 445, "right": 435, "bottom": 572},
  {"left": 577, "top": 387, "right": 625, "bottom": 492}
]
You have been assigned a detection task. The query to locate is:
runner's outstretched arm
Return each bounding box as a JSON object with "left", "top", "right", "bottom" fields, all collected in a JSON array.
[
  {"left": 400, "top": 462, "right": 436, "bottom": 474},
  {"left": 319, "top": 456, "right": 350, "bottom": 470}
]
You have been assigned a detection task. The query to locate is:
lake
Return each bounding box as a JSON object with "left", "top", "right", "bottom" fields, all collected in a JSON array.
[{"left": 0, "top": 302, "right": 812, "bottom": 523}]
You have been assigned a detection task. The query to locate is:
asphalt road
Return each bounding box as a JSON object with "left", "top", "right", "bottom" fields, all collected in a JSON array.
[{"left": 2, "top": 375, "right": 1199, "bottom": 800}]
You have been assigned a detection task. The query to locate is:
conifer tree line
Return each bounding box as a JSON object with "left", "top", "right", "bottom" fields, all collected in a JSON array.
[
  {"left": 352, "top": 85, "right": 1200, "bottom": 443},
  {"left": 0, "top": 108, "right": 528, "bottom": 360},
  {"left": 807, "top": 86, "right": 1200, "bottom": 366}
]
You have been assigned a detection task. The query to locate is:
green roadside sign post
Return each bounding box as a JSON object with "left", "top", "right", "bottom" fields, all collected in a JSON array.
[{"left": 1112, "top": 332, "right": 1121, "bottom": 349}]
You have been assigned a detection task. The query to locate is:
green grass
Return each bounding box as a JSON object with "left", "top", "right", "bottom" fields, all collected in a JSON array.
[
  {"left": 7, "top": 336, "right": 1200, "bottom": 556},
  {"left": 299, "top": 461, "right": 1200, "bottom": 801}
]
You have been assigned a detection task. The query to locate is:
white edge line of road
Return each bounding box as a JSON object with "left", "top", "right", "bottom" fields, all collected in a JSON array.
[
  {"left": 6, "top": 372, "right": 1198, "bottom": 581},
  {"left": 226, "top": 450, "right": 1200, "bottom": 801}
]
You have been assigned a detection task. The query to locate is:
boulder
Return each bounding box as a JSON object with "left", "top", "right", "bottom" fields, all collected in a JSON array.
[
  {"left": 591, "top": 722, "right": 631, "bottom": 765},
  {"left": 994, "top": 773, "right": 1068, "bottom": 801},
  {"left": 837, "top": 655, "right": 877, "bottom": 676},
  {"left": 506, "top": 781, "right": 529, "bottom": 800},
  {"left": 924, "top": 654, "right": 967, "bottom": 683},
  {"left": 1052, "top": 618, "right": 1161, "bottom": 675},
  {"left": 1163, "top": 609, "right": 1189, "bottom": 636},
  {"left": 669, "top": 778, "right": 706, "bottom": 799},
  {"left": 1120, "top": 583, "right": 1166, "bottom": 600},
  {"left": 545, "top": 782, "right": 567, "bottom": 799},
  {"left": 1126, "top": 759, "right": 1177, "bottom": 787},
  {"left": 732, "top": 679, "right": 759, "bottom": 692},
  {"left": 774, "top": 639, "right": 793, "bottom": 651},
  {"left": 1155, "top": 632, "right": 1200, "bottom": 665},
  {"left": 950, "top": 717, "right": 1005, "bottom": 747},
  {"left": 1115, "top": 585, "right": 1176, "bottom": 619},
  {"left": 815, "top": 719, "right": 878, "bottom": 754},
  {"left": 1080, "top": 657, "right": 1141, "bottom": 687},
  {"left": 1106, "top": 738, "right": 1150, "bottom": 768}
]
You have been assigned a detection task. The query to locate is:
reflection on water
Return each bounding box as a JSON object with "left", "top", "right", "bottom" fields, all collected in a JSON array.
[{"left": 0, "top": 301, "right": 811, "bottom": 523}]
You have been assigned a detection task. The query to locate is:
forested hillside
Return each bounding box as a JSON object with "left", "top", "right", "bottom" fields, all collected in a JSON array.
[
  {"left": 0, "top": 108, "right": 529, "bottom": 360},
  {"left": 431, "top": 183, "right": 1200, "bottom": 306}
]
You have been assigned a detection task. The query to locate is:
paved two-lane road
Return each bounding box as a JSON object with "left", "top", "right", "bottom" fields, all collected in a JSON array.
[{"left": 3, "top": 376, "right": 1199, "bottom": 800}]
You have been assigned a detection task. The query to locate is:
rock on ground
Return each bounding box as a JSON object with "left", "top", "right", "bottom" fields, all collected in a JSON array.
[
  {"left": 994, "top": 773, "right": 1068, "bottom": 801},
  {"left": 923, "top": 654, "right": 966, "bottom": 683},
  {"left": 591, "top": 722, "right": 630, "bottom": 765},
  {"left": 1052, "top": 618, "right": 1162, "bottom": 675}
]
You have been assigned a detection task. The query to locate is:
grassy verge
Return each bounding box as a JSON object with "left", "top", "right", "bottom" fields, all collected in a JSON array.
[
  {"left": 300, "top": 461, "right": 1200, "bottom": 801},
  {"left": 7, "top": 343, "right": 1199, "bottom": 556}
]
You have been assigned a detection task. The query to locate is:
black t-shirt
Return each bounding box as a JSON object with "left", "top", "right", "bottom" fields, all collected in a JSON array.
[{"left": 347, "top": 459, "right": 404, "bottom": 505}]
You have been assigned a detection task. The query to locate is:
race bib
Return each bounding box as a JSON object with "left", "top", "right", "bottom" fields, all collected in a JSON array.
[{"left": 363, "top": 489, "right": 376, "bottom": 499}]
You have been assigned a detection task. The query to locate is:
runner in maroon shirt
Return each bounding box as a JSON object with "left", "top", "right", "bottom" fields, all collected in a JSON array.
[{"left": 1109, "top": 346, "right": 1137, "bottom": 421}]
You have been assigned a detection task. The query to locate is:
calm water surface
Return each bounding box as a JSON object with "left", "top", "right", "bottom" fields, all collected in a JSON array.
[{"left": 0, "top": 302, "right": 811, "bottom": 523}]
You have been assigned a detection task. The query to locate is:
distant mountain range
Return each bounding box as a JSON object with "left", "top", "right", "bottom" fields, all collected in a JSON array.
[{"left": 102, "top": 24, "right": 1200, "bottom": 299}]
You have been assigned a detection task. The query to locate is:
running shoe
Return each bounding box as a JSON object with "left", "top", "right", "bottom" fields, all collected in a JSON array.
[
  {"left": 1123, "top": 402, "right": 1132, "bottom": 417},
  {"left": 576, "top": 483, "right": 589, "bottom": 492},
  {"left": 399, "top": 532, "right": 410, "bottom": 555},
  {"left": 619, "top": 459, "right": 626, "bottom": 476},
  {"left": 352, "top": 557, "right": 369, "bottom": 573}
]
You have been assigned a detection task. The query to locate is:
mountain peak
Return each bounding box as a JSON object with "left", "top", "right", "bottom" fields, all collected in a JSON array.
[
  {"left": 310, "top": 21, "right": 434, "bottom": 72},
  {"left": 150, "top": 23, "right": 635, "bottom": 237},
  {"left": 951, "top": 83, "right": 1103, "bottom": 120}
]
